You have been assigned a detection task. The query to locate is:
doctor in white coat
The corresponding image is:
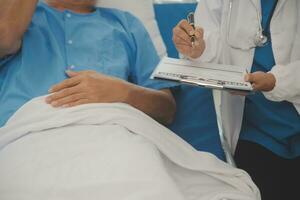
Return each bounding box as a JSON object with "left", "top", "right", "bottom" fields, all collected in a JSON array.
[{"left": 173, "top": 0, "right": 300, "bottom": 200}]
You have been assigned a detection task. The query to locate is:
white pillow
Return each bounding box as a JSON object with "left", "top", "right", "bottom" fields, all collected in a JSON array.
[{"left": 96, "top": 0, "right": 167, "bottom": 58}]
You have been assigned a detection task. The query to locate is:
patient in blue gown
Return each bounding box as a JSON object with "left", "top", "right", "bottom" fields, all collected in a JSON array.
[{"left": 0, "top": 0, "right": 176, "bottom": 127}]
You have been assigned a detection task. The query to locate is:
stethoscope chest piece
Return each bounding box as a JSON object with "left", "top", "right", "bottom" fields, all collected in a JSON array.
[
  {"left": 227, "top": 0, "right": 275, "bottom": 49},
  {"left": 254, "top": 32, "right": 268, "bottom": 47}
]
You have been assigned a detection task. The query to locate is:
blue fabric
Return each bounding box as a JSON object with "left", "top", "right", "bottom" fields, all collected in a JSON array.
[
  {"left": 0, "top": 2, "right": 175, "bottom": 127},
  {"left": 154, "top": 3, "right": 197, "bottom": 58},
  {"left": 154, "top": 3, "right": 225, "bottom": 160},
  {"left": 169, "top": 86, "right": 225, "bottom": 160},
  {"left": 240, "top": 0, "right": 300, "bottom": 158}
]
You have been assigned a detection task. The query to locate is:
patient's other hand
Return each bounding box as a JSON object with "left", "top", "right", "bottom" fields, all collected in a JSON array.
[{"left": 46, "top": 70, "right": 130, "bottom": 108}]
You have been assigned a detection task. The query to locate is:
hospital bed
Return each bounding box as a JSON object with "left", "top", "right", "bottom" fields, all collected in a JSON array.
[
  {"left": 98, "top": 0, "right": 226, "bottom": 161},
  {"left": 0, "top": 1, "right": 257, "bottom": 199}
]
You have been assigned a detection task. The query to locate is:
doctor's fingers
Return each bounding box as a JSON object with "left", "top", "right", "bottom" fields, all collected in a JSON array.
[
  {"left": 175, "top": 44, "right": 193, "bottom": 55},
  {"left": 178, "top": 20, "right": 194, "bottom": 36},
  {"left": 251, "top": 83, "right": 262, "bottom": 91},
  {"left": 245, "top": 72, "right": 266, "bottom": 84},
  {"left": 49, "top": 76, "right": 82, "bottom": 93},
  {"left": 194, "top": 27, "right": 204, "bottom": 40},
  {"left": 244, "top": 72, "right": 275, "bottom": 91},
  {"left": 176, "top": 40, "right": 204, "bottom": 54},
  {"left": 173, "top": 26, "right": 192, "bottom": 44},
  {"left": 49, "top": 93, "right": 87, "bottom": 107},
  {"left": 173, "top": 35, "right": 192, "bottom": 47}
]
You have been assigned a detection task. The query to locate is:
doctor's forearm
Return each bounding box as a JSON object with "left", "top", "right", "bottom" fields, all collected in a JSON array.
[
  {"left": 124, "top": 85, "right": 176, "bottom": 125},
  {"left": 0, "top": 0, "right": 38, "bottom": 58}
]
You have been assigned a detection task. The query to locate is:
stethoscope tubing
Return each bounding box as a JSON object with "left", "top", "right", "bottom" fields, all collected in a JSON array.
[{"left": 227, "top": 0, "right": 267, "bottom": 50}]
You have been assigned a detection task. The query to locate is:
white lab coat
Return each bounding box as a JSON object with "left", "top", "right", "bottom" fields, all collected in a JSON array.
[{"left": 193, "top": 0, "right": 300, "bottom": 153}]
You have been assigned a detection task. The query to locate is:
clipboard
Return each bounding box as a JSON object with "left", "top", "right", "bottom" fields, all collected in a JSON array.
[{"left": 151, "top": 57, "right": 253, "bottom": 93}]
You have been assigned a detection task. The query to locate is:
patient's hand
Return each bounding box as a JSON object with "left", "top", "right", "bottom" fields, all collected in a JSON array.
[{"left": 46, "top": 70, "right": 130, "bottom": 108}]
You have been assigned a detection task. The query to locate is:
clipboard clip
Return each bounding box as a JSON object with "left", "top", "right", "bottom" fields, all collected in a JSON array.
[{"left": 179, "top": 75, "right": 224, "bottom": 89}]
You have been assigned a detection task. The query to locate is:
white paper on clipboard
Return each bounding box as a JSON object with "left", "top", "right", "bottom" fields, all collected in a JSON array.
[{"left": 151, "top": 57, "right": 253, "bottom": 92}]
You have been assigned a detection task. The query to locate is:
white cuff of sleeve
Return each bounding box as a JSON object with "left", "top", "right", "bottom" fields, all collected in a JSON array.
[{"left": 263, "top": 65, "right": 289, "bottom": 102}]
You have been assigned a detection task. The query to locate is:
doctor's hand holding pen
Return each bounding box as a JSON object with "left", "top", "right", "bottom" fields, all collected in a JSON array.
[
  {"left": 173, "top": 14, "right": 276, "bottom": 94},
  {"left": 172, "top": 18, "right": 206, "bottom": 59}
]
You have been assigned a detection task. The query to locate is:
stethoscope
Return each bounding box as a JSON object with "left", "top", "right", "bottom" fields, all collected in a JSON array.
[{"left": 227, "top": 0, "right": 269, "bottom": 50}]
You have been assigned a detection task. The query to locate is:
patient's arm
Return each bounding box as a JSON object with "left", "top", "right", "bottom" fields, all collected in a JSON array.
[
  {"left": 46, "top": 71, "right": 176, "bottom": 125},
  {"left": 0, "top": 0, "right": 38, "bottom": 58},
  {"left": 125, "top": 87, "right": 175, "bottom": 125}
]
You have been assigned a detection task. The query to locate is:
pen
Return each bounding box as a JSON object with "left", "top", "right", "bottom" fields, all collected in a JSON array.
[{"left": 187, "top": 12, "right": 195, "bottom": 46}]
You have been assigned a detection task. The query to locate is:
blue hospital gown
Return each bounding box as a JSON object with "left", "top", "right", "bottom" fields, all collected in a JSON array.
[{"left": 0, "top": 2, "right": 173, "bottom": 127}]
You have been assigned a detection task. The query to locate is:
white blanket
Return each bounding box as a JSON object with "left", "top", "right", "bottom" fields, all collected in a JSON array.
[{"left": 0, "top": 96, "right": 260, "bottom": 200}]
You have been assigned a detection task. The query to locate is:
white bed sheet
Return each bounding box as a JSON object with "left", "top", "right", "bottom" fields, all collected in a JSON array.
[{"left": 0, "top": 96, "right": 260, "bottom": 200}]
